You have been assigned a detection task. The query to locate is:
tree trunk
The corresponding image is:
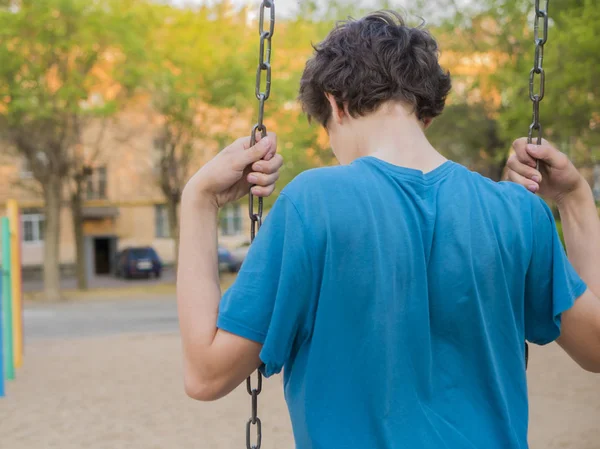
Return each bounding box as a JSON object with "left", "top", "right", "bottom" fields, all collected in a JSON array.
[
  {"left": 167, "top": 196, "right": 180, "bottom": 273},
  {"left": 43, "top": 176, "right": 62, "bottom": 301},
  {"left": 495, "top": 151, "right": 511, "bottom": 182},
  {"left": 492, "top": 158, "right": 507, "bottom": 182},
  {"left": 71, "top": 180, "right": 88, "bottom": 290}
]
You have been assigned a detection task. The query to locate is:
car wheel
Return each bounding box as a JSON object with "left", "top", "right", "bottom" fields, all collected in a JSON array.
[{"left": 155, "top": 270, "right": 162, "bottom": 279}]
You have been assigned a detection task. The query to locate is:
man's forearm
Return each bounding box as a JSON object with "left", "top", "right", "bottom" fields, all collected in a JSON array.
[
  {"left": 558, "top": 181, "right": 600, "bottom": 296},
  {"left": 555, "top": 181, "right": 600, "bottom": 372},
  {"left": 176, "top": 187, "right": 221, "bottom": 381},
  {"left": 172, "top": 134, "right": 280, "bottom": 399}
]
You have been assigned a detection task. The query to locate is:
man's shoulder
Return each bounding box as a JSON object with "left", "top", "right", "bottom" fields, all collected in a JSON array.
[
  {"left": 443, "top": 164, "right": 552, "bottom": 232},
  {"left": 495, "top": 179, "right": 537, "bottom": 202},
  {"left": 280, "top": 165, "right": 357, "bottom": 203},
  {"left": 457, "top": 164, "right": 541, "bottom": 207},
  {"left": 495, "top": 179, "right": 549, "bottom": 213}
]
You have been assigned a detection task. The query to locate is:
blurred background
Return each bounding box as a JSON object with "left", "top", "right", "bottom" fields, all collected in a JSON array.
[{"left": 0, "top": 0, "right": 598, "bottom": 448}]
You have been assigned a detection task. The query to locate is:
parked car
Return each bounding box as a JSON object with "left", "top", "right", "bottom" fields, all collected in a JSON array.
[
  {"left": 218, "top": 245, "right": 242, "bottom": 273},
  {"left": 230, "top": 240, "right": 251, "bottom": 263},
  {"left": 115, "top": 247, "right": 163, "bottom": 279}
]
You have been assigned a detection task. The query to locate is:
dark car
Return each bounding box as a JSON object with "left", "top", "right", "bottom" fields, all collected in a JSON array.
[
  {"left": 115, "top": 247, "right": 163, "bottom": 279},
  {"left": 218, "top": 245, "right": 241, "bottom": 273}
]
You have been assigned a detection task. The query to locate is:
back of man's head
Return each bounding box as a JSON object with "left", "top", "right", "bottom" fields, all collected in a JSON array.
[{"left": 298, "top": 10, "right": 452, "bottom": 128}]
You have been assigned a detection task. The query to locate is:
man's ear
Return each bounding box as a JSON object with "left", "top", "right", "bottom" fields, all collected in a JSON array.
[{"left": 325, "top": 93, "right": 344, "bottom": 125}]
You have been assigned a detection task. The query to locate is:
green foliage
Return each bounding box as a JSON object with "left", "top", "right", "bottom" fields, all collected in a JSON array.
[
  {"left": 439, "top": 0, "right": 600, "bottom": 167},
  {"left": 427, "top": 103, "right": 507, "bottom": 180},
  {"left": 1, "top": 0, "right": 598, "bottom": 189},
  {"left": 555, "top": 220, "right": 565, "bottom": 248},
  {"left": 0, "top": 0, "right": 152, "bottom": 297},
  {"left": 0, "top": 0, "right": 149, "bottom": 179},
  {"left": 6, "top": 0, "right": 597, "bottom": 297}
]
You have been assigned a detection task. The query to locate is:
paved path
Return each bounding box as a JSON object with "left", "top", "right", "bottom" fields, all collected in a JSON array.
[{"left": 1, "top": 296, "right": 598, "bottom": 449}]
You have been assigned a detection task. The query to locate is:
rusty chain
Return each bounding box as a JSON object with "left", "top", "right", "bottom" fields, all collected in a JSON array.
[
  {"left": 525, "top": 0, "right": 550, "bottom": 370},
  {"left": 528, "top": 0, "right": 549, "bottom": 156},
  {"left": 246, "top": 1, "right": 275, "bottom": 448}
]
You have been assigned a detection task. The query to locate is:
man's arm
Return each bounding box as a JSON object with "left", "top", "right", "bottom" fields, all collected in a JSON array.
[
  {"left": 507, "top": 139, "right": 600, "bottom": 372},
  {"left": 177, "top": 134, "right": 283, "bottom": 400},
  {"left": 553, "top": 182, "right": 600, "bottom": 372}
]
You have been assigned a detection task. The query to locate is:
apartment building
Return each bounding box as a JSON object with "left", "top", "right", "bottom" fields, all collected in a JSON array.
[{"left": 0, "top": 109, "right": 252, "bottom": 281}]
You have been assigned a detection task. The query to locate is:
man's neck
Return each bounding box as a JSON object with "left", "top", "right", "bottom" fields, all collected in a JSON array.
[{"left": 347, "top": 104, "right": 447, "bottom": 173}]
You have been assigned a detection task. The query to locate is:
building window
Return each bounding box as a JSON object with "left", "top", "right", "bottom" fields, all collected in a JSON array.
[
  {"left": 21, "top": 209, "right": 45, "bottom": 243},
  {"left": 20, "top": 152, "right": 48, "bottom": 179},
  {"left": 87, "top": 166, "right": 108, "bottom": 200},
  {"left": 155, "top": 204, "right": 170, "bottom": 238},
  {"left": 20, "top": 157, "right": 33, "bottom": 179},
  {"left": 220, "top": 204, "right": 242, "bottom": 236}
]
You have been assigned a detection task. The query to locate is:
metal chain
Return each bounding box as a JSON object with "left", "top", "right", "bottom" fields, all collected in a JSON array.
[
  {"left": 528, "top": 0, "right": 549, "bottom": 151},
  {"left": 246, "top": 1, "right": 275, "bottom": 448},
  {"left": 525, "top": 0, "right": 550, "bottom": 370}
]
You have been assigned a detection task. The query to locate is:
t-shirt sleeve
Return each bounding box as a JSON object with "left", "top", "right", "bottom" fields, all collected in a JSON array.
[
  {"left": 217, "top": 193, "right": 315, "bottom": 377},
  {"left": 524, "top": 198, "right": 587, "bottom": 345}
]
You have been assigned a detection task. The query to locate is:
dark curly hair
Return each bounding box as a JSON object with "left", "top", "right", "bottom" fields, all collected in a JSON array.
[{"left": 298, "top": 10, "right": 452, "bottom": 127}]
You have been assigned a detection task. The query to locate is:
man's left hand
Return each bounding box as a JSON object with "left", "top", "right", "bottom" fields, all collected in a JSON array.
[{"left": 185, "top": 132, "right": 282, "bottom": 207}]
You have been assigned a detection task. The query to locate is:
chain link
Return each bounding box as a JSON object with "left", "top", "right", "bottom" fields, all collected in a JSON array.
[
  {"left": 528, "top": 0, "right": 549, "bottom": 149},
  {"left": 246, "top": 1, "right": 275, "bottom": 448},
  {"left": 525, "top": 0, "right": 550, "bottom": 370}
]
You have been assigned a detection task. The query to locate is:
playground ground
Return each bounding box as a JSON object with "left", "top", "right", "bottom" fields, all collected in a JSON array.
[{"left": 0, "top": 289, "right": 598, "bottom": 448}]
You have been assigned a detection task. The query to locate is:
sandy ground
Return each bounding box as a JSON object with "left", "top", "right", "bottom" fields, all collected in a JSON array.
[{"left": 0, "top": 334, "right": 598, "bottom": 448}]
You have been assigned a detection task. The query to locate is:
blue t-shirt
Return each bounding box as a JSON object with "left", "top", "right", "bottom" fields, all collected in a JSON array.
[{"left": 217, "top": 157, "right": 587, "bottom": 449}]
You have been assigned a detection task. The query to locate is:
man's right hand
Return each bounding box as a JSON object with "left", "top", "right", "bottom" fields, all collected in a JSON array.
[
  {"left": 506, "top": 138, "right": 586, "bottom": 204},
  {"left": 508, "top": 138, "right": 600, "bottom": 374}
]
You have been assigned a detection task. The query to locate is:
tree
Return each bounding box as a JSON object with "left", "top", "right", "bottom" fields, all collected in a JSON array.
[
  {"left": 0, "top": 0, "right": 147, "bottom": 299},
  {"left": 427, "top": 103, "right": 506, "bottom": 180},
  {"left": 541, "top": 0, "right": 600, "bottom": 162},
  {"left": 67, "top": 2, "right": 148, "bottom": 290},
  {"left": 439, "top": 0, "right": 600, "bottom": 166},
  {"left": 70, "top": 118, "right": 110, "bottom": 290},
  {"left": 152, "top": 79, "right": 199, "bottom": 267},
  {"left": 146, "top": 3, "right": 254, "bottom": 266}
]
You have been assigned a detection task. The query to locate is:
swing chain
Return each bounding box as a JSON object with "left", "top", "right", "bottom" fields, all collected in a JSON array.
[
  {"left": 525, "top": 0, "right": 550, "bottom": 370},
  {"left": 528, "top": 0, "right": 549, "bottom": 145},
  {"left": 249, "top": 0, "right": 275, "bottom": 241},
  {"left": 247, "top": 1, "right": 275, "bottom": 448}
]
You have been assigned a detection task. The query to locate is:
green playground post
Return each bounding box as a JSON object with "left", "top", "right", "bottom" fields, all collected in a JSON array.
[{"left": 1, "top": 217, "right": 14, "bottom": 381}]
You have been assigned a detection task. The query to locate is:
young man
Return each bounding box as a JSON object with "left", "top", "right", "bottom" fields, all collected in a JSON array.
[{"left": 177, "top": 10, "right": 600, "bottom": 448}]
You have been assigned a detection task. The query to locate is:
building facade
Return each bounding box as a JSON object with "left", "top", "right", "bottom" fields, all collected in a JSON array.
[{"left": 0, "top": 109, "right": 252, "bottom": 281}]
